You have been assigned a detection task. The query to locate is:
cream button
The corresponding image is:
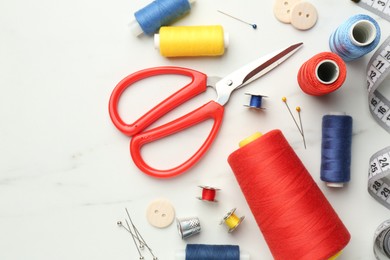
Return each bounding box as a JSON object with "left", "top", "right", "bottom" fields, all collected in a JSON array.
[
  {"left": 273, "top": 0, "right": 302, "bottom": 24},
  {"left": 146, "top": 199, "right": 175, "bottom": 228},
  {"left": 291, "top": 2, "right": 318, "bottom": 30}
]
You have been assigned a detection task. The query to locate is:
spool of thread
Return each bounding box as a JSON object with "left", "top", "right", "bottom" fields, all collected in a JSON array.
[
  {"left": 154, "top": 25, "right": 228, "bottom": 57},
  {"left": 197, "top": 185, "right": 220, "bottom": 202},
  {"left": 227, "top": 130, "right": 351, "bottom": 260},
  {"left": 321, "top": 113, "right": 353, "bottom": 188},
  {"left": 175, "top": 244, "right": 250, "bottom": 260},
  {"left": 329, "top": 14, "right": 381, "bottom": 61},
  {"left": 244, "top": 93, "right": 267, "bottom": 110},
  {"left": 297, "top": 52, "right": 347, "bottom": 96},
  {"left": 176, "top": 216, "right": 201, "bottom": 239},
  {"left": 220, "top": 208, "right": 245, "bottom": 233},
  {"left": 130, "top": 0, "right": 195, "bottom": 36}
]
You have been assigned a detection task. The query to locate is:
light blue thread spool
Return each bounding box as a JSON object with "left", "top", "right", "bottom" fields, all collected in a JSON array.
[
  {"left": 329, "top": 14, "right": 380, "bottom": 61},
  {"left": 130, "top": 0, "right": 195, "bottom": 36},
  {"left": 244, "top": 93, "right": 267, "bottom": 110},
  {"left": 320, "top": 113, "right": 353, "bottom": 188}
]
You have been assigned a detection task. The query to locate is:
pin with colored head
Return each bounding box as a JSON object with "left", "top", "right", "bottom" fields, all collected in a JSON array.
[
  {"left": 220, "top": 208, "right": 245, "bottom": 233},
  {"left": 218, "top": 10, "right": 257, "bottom": 29},
  {"left": 245, "top": 93, "right": 267, "bottom": 110},
  {"left": 197, "top": 185, "right": 220, "bottom": 202}
]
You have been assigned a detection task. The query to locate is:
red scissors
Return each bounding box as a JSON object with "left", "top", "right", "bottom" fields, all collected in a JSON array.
[{"left": 109, "top": 42, "right": 303, "bottom": 178}]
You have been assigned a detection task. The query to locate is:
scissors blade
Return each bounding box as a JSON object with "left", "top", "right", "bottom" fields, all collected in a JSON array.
[{"left": 215, "top": 42, "right": 303, "bottom": 106}]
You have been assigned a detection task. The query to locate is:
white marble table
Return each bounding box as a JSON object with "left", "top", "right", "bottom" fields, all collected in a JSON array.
[{"left": 1, "top": 0, "right": 390, "bottom": 259}]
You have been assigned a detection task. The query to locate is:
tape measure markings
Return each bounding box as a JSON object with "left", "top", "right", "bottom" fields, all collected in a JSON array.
[
  {"left": 366, "top": 37, "right": 390, "bottom": 133},
  {"left": 368, "top": 147, "right": 390, "bottom": 208},
  {"left": 354, "top": 0, "right": 390, "bottom": 21},
  {"left": 374, "top": 219, "right": 390, "bottom": 259}
]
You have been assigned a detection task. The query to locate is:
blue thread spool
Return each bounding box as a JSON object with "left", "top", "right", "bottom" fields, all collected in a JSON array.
[
  {"left": 320, "top": 113, "right": 353, "bottom": 188},
  {"left": 244, "top": 93, "right": 267, "bottom": 110},
  {"left": 129, "top": 0, "right": 195, "bottom": 36},
  {"left": 329, "top": 14, "right": 380, "bottom": 61},
  {"left": 175, "top": 244, "right": 250, "bottom": 260}
]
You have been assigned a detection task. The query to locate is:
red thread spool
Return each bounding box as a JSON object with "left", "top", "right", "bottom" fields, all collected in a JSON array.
[
  {"left": 297, "top": 52, "right": 347, "bottom": 96},
  {"left": 197, "top": 185, "right": 220, "bottom": 202},
  {"left": 227, "top": 130, "right": 350, "bottom": 260}
]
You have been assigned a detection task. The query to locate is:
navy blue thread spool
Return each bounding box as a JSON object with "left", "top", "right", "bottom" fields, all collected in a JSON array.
[
  {"left": 244, "top": 93, "right": 267, "bottom": 110},
  {"left": 129, "top": 0, "right": 195, "bottom": 37},
  {"left": 175, "top": 244, "right": 250, "bottom": 259},
  {"left": 320, "top": 113, "right": 353, "bottom": 188}
]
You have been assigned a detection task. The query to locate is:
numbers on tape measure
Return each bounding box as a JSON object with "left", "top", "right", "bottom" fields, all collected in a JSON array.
[
  {"left": 371, "top": 180, "right": 384, "bottom": 192},
  {"left": 368, "top": 147, "right": 390, "bottom": 209},
  {"left": 357, "top": 0, "right": 390, "bottom": 17}
]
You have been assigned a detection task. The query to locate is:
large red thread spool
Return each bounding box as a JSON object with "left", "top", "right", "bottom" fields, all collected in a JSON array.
[
  {"left": 227, "top": 130, "right": 350, "bottom": 260},
  {"left": 297, "top": 52, "right": 347, "bottom": 96}
]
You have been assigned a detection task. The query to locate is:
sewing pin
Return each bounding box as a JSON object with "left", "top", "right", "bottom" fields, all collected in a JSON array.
[
  {"left": 296, "top": 106, "right": 307, "bottom": 149},
  {"left": 117, "top": 220, "right": 145, "bottom": 259},
  {"left": 282, "top": 97, "right": 303, "bottom": 136},
  {"left": 125, "top": 209, "right": 158, "bottom": 260},
  {"left": 217, "top": 10, "right": 257, "bottom": 29}
]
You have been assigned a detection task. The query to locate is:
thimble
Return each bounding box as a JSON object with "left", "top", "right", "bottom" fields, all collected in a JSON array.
[{"left": 176, "top": 217, "right": 201, "bottom": 239}]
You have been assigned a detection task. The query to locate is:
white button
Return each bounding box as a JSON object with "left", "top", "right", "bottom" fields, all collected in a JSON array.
[
  {"left": 146, "top": 199, "right": 175, "bottom": 228},
  {"left": 291, "top": 2, "right": 318, "bottom": 30},
  {"left": 273, "top": 0, "right": 302, "bottom": 24}
]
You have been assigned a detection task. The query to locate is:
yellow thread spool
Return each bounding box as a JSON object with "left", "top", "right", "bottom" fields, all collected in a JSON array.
[
  {"left": 154, "top": 25, "right": 228, "bottom": 57},
  {"left": 220, "top": 208, "right": 245, "bottom": 232}
]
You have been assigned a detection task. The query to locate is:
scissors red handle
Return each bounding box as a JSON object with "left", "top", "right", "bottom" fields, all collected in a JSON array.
[
  {"left": 131, "top": 101, "right": 224, "bottom": 178},
  {"left": 109, "top": 66, "right": 209, "bottom": 136},
  {"left": 109, "top": 66, "right": 225, "bottom": 178}
]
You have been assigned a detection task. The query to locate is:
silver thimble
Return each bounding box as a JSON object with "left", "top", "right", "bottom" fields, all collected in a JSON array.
[{"left": 176, "top": 217, "right": 201, "bottom": 239}]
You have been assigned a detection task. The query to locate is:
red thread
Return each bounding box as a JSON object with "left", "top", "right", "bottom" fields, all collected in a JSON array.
[
  {"left": 198, "top": 186, "right": 219, "bottom": 202},
  {"left": 297, "top": 52, "right": 347, "bottom": 96},
  {"left": 228, "top": 130, "right": 350, "bottom": 260},
  {"left": 202, "top": 188, "right": 216, "bottom": 201}
]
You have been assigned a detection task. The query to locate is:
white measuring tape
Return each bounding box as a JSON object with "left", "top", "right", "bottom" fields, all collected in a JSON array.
[
  {"left": 367, "top": 36, "right": 390, "bottom": 133},
  {"left": 374, "top": 219, "right": 390, "bottom": 260},
  {"left": 353, "top": 0, "right": 390, "bottom": 22},
  {"left": 368, "top": 146, "right": 390, "bottom": 209}
]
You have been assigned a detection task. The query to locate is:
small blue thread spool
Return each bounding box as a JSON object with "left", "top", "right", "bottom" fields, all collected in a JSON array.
[
  {"left": 320, "top": 113, "right": 353, "bottom": 188},
  {"left": 244, "top": 93, "right": 267, "bottom": 110},
  {"left": 329, "top": 14, "right": 380, "bottom": 61},
  {"left": 130, "top": 0, "right": 194, "bottom": 36}
]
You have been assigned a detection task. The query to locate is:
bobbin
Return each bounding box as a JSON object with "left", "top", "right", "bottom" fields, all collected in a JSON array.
[
  {"left": 176, "top": 217, "right": 201, "bottom": 239},
  {"left": 244, "top": 93, "right": 267, "bottom": 110},
  {"left": 220, "top": 208, "right": 245, "bottom": 233},
  {"left": 197, "top": 185, "right": 220, "bottom": 202}
]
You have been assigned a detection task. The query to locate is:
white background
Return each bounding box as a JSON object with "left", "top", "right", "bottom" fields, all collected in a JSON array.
[{"left": 1, "top": 0, "right": 390, "bottom": 259}]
